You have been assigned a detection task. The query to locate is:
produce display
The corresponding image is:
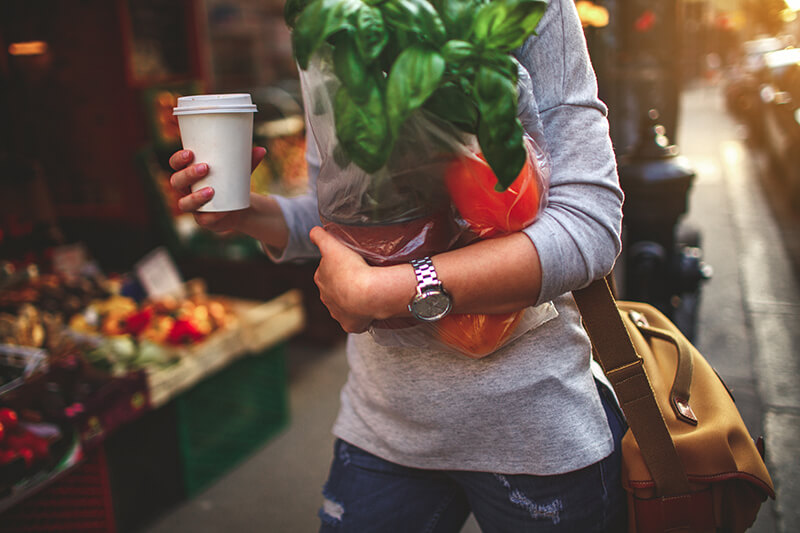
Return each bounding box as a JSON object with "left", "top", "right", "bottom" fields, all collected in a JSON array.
[
  {"left": 1, "top": 263, "right": 239, "bottom": 375},
  {"left": 0, "top": 259, "right": 270, "bottom": 498},
  {"left": 0, "top": 266, "right": 125, "bottom": 495},
  {"left": 68, "top": 284, "right": 238, "bottom": 374},
  {"left": 0, "top": 345, "right": 79, "bottom": 498},
  {"left": 0, "top": 267, "right": 110, "bottom": 350}
]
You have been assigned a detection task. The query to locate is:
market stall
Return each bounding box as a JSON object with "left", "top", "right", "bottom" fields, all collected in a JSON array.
[
  {"left": 0, "top": 2, "right": 328, "bottom": 529},
  {"left": 0, "top": 255, "right": 304, "bottom": 532}
]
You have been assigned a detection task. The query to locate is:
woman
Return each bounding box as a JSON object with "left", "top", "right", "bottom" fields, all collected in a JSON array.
[{"left": 169, "top": 0, "right": 627, "bottom": 530}]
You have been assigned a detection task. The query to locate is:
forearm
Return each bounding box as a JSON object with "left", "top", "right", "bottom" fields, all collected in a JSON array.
[{"left": 368, "top": 232, "right": 542, "bottom": 320}]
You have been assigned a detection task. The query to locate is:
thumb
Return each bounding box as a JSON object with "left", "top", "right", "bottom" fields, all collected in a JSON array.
[
  {"left": 251, "top": 146, "right": 267, "bottom": 170},
  {"left": 310, "top": 226, "right": 355, "bottom": 260},
  {"left": 309, "top": 225, "right": 331, "bottom": 252}
]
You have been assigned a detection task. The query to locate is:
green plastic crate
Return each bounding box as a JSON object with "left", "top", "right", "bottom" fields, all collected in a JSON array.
[{"left": 175, "top": 344, "right": 289, "bottom": 496}]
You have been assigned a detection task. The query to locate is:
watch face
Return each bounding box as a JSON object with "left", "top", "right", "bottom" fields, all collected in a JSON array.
[{"left": 411, "top": 288, "right": 452, "bottom": 322}]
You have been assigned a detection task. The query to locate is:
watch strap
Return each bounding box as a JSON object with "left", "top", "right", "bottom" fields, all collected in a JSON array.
[{"left": 410, "top": 257, "right": 442, "bottom": 293}]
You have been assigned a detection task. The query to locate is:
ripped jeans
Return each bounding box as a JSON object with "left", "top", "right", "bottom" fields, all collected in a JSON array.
[{"left": 318, "top": 382, "right": 627, "bottom": 532}]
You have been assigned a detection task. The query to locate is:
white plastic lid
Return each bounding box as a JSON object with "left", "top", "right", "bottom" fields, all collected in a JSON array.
[{"left": 173, "top": 93, "right": 257, "bottom": 115}]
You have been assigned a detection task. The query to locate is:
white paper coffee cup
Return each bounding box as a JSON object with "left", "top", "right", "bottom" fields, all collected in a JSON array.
[{"left": 173, "top": 94, "right": 258, "bottom": 212}]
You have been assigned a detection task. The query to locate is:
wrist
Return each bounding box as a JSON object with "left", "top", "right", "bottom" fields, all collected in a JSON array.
[
  {"left": 240, "top": 194, "right": 289, "bottom": 250},
  {"left": 367, "top": 263, "right": 416, "bottom": 321}
]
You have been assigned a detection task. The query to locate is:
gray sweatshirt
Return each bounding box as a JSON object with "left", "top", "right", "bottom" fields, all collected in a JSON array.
[{"left": 269, "top": 0, "right": 624, "bottom": 475}]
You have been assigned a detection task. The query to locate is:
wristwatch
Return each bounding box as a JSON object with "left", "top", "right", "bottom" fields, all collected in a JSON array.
[{"left": 408, "top": 257, "right": 452, "bottom": 322}]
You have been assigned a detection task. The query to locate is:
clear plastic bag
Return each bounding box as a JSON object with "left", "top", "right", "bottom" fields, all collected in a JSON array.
[{"left": 301, "top": 53, "right": 553, "bottom": 358}]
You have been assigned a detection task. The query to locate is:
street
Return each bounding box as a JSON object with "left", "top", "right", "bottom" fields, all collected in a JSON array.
[{"left": 679, "top": 81, "right": 800, "bottom": 533}]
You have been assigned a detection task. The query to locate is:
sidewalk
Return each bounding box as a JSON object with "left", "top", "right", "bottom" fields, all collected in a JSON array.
[{"left": 143, "top": 83, "right": 798, "bottom": 533}]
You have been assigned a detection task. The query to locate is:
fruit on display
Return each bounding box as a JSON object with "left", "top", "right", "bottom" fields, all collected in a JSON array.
[
  {"left": 69, "top": 290, "right": 236, "bottom": 347},
  {"left": 0, "top": 269, "right": 109, "bottom": 321},
  {"left": 0, "top": 407, "right": 54, "bottom": 470},
  {"left": 1, "top": 258, "right": 242, "bottom": 375},
  {"left": 0, "top": 408, "right": 18, "bottom": 431},
  {"left": 0, "top": 268, "right": 110, "bottom": 350},
  {"left": 65, "top": 281, "right": 238, "bottom": 373},
  {"left": 81, "top": 336, "right": 177, "bottom": 376},
  {"left": 0, "top": 401, "right": 70, "bottom": 497},
  {"left": 1, "top": 253, "right": 247, "bottom": 384}
]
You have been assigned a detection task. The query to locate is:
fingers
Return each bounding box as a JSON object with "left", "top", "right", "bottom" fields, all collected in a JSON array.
[
  {"left": 169, "top": 149, "right": 207, "bottom": 197},
  {"left": 170, "top": 161, "right": 209, "bottom": 197},
  {"left": 169, "top": 149, "right": 193, "bottom": 171},
  {"left": 170, "top": 148, "right": 264, "bottom": 196},
  {"left": 177, "top": 186, "right": 214, "bottom": 213},
  {"left": 169, "top": 149, "right": 210, "bottom": 213}
]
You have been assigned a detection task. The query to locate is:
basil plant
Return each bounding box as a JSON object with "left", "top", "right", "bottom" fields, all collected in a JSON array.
[{"left": 285, "top": 0, "right": 548, "bottom": 191}]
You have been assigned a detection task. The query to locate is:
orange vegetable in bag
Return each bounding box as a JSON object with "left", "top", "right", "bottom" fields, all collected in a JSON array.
[
  {"left": 436, "top": 310, "right": 526, "bottom": 359},
  {"left": 437, "top": 149, "right": 544, "bottom": 357},
  {"left": 444, "top": 152, "right": 542, "bottom": 239}
]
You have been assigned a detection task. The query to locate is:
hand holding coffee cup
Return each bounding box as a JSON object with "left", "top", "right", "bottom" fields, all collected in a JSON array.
[
  {"left": 173, "top": 94, "right": 258, "bottom": 212},
  {"left": 168, "top": 146, "right": 266, "bottom": 233}
]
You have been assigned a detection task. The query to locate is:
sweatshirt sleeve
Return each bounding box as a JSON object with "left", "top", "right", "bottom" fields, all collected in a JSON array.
[
  {"left": 516, "top": 0, "right": 624, "bottom": 304},
  {"left": 262, "top": 126, "right": 323, "bottom": 263}
]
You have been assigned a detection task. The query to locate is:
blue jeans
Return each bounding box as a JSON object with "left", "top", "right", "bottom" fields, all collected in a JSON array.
[{"left": 318, "top": 382, "right": 627, "bottom": 532}]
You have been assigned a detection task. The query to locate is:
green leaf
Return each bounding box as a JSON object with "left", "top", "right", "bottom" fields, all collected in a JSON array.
[
  {"left": 354, "top": 5, "right": 388, "bottom": 60},
  {"left": 479, "top": 50, "right": 519, "bottom": 83},
  {"left": 471, "top": 0, "right": 547, "bottom": 51},
  {"left": 292, "top": 0, "right": 363, "bottom": 69},
  {"left": 381, "top": 27, "right": 420, "bottom": 66},
  {"left": 424, "top": 84, "right": 478, "bottom": 132},
  {"left": 432, "top": 0, "right": 484, "bottom": 39},
  {"left": 332, "top": 34, "right": 374, "bottom": 103},
  {"left": 441, "top": 39, "right": 475, "bottom": 66},
  {"left": 334, "top": 84, "right": 393, "bottom": 172},
  {"left": 284, "top": 0, "right": 313, "bottom": 28},
  {"left": 473, "top": 66, "right": 526, "bottom": 190},
  {"left": 379, "top": 0, "right": 447, "bottom": 46},
  {"left": 386, "top": 44, "right": 445, "bottom": 133}
]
